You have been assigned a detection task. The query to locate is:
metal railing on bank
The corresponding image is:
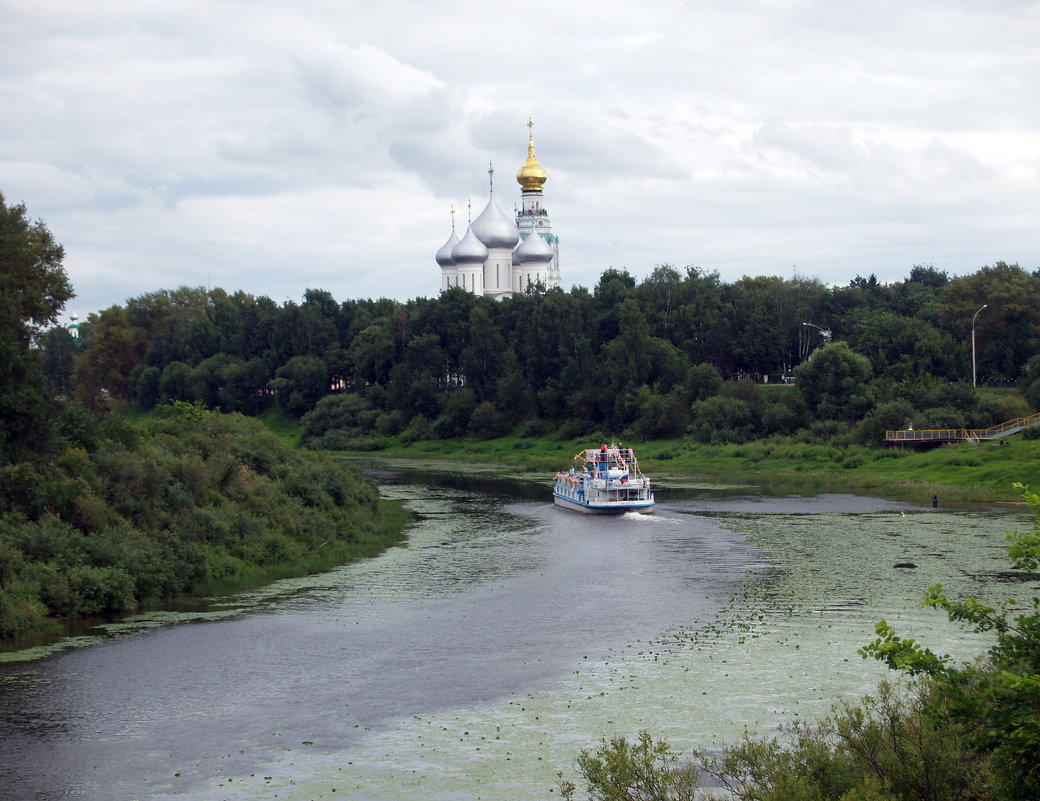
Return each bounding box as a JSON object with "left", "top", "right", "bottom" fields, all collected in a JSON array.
[{"left": 884, "top": 413, "right": 1040, "bottom": 445}]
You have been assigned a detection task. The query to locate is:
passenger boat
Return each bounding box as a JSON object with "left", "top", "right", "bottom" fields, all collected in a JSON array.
[{"left": 553, "top": 443, "right": 655, "bottom": 514}]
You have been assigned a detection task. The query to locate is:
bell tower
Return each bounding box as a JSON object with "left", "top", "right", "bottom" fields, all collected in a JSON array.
[{"left": 515, "top": 118, "right": 560, "bottom": 290}]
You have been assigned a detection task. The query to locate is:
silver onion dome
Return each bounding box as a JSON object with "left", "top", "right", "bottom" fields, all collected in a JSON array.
[
  {"left": 471, "top": 193, "right": 519, "bottom": 249},
  {"left": 514, "top": 231, "right": 553, "bottom": 264},
  {"left": 436, "top": 229, "right": 460, "bottom": 266},
  {"left": 451, "top": 225, "right": 489, "bottom": 264}
]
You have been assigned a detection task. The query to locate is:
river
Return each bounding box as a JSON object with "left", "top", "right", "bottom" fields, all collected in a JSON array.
[{"left": 0, "top": 465, "right": 1031, "bottom": 800}]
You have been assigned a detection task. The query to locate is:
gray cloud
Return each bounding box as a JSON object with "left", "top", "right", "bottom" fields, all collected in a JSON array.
[{"left": 1, "top": 0, "right": 1037, "bottom": 316}]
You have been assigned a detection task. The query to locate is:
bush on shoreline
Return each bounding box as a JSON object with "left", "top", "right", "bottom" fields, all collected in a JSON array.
[{"left": 0, "top": 402, "right": 403, "bottom": 642}]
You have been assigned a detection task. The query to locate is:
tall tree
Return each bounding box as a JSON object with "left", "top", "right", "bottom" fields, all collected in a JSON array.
[
  {"left": 73, "top": 305, "right": 147, "bottom": 406},
  {"left": 461, "top": 305, "right": 510, "bottom": 402},
  {"left": 637, "top": 264, "right": 683, "bottom": 339},
  {"left": 0, "top": 190, "right": 73, "bottom": 341},
  {"left": 941, "top": 262, "right": 1040, "bottom": 381},
  {"left": 40, "top": 325, "right": 78, "bottom": 396},
  {"left": 793, "top": 340, "right": 874, "bottom": 422},
  {"left": 672, "top": 267, "right": 731, "bottom": 371},
  {"left": 0, "top": 192, "right": 73, "bottom": 459},
  {"left": 592, "top": 268, "right": 636, "bottom": 344},
  {"left": 349, "top": 321, "right": 395, "bottom": 387}
]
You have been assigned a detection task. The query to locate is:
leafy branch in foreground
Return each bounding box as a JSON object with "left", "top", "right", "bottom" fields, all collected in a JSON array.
[
  {"left": 1007, "top": 482, "right": 1040, "bottom": 572},
  {"left": 702, "top": 678, "right": 992, "bottom": 801},
  {"left": 559, "top": 680, "right": 994, "bottom": 801},
  {"left": 557, "top": 731, "right": 700, "bottom": 801},
  {"left": 561, "top": 484, "right": 1040, "bottom": 801},
  {"left": 858, "top": 620, "right": 951, "bottom": 676},
  {"left": 861, "top": 481, "right": 1040, "bottom": 800}
]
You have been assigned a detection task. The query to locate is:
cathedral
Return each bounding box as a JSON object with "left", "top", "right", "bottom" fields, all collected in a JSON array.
[{"left": 436, "top": 120, "right": 561, "bottom": 298}]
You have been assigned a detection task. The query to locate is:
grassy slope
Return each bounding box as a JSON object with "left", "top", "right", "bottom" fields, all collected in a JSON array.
[
  {"left": 260, "top": 388, "right": 1040, "bottom": 500},
  {"left": 257, "top": 405, "right": 305, "bottom": 448},
  {"left": 1, "top": 408, "right": 411, "bottom": 646}
]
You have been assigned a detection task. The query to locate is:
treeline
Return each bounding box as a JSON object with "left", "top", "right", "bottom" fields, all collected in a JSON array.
[{"left": 51, "top": 262, "right": 1040, "bottom": 446}]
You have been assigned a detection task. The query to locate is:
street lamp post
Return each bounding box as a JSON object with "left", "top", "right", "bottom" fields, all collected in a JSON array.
[
  {"left": 802, "top": 322, "right": 832, "bottom": 342},
  {"left": 800, "top": 322, "right": 832, "bottom": 368},
  {"left": 972, "top": 304, "right": 987, "bottom": 388}
]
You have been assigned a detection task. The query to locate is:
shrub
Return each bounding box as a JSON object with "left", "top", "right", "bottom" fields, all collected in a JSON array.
[
  {"left": 0, "top": 407, "right": 392, "bottom": 639},
  {"left": 0, "top": 589, "right": 45, "bottom": 638},
  {"left": 841, "top": 452, "right": 867, "bottom": 469},
  {"left": 516, "top": 418, "right": 549, "bottom": 438},
  {"left": 559, "top": 730, "right": 700, "bottom": 801},
  {"left": 375, "top": 410, "right": 405, "bottom": 436},
  {"left": 432, "top": 388, "right": 477, "bottom": 439},
  {"left": 854, "top": 399, "right": 914, "bottom": 445},
  {"left": 302, "top": 392, "right": 369, "bottom": 440},
  {"left": 685, "top": 362, "right": 723, "bottom": 404},
  {"left": 400, "top": 415, "right": 433, "bottom": 443},
  {"left": 467, "top": 403, "right": 511, "bottom": 440},
  {"left": 552, "top": 419, "right": 595, "bottom": 441},
  {"left": 688, "top": 396, "right": 752, "bottom": 443},
  {"left": 707, "top": 678, "right": 992, "bottom": 801},
  {"left": 912, "top": 406, "right": 966, "bottom": 431},
  {"left": 633, "top": 391, "right": 687, "bottom": 439}
]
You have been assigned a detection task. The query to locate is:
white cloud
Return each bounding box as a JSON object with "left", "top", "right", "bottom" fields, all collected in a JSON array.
[{"left": 1, "top": 0, "right": 1038, "bottom": 318}]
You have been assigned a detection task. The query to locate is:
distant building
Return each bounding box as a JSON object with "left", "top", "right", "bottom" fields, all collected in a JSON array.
[
  {"left": 436, "top": 119, "right": 560, "bottom": 298},
  {"left": 67, "top": 312, "right": 79, "bottom": 339}
]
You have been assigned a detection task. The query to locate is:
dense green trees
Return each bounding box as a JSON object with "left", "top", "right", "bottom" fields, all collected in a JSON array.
[
  {"left": 941, "top": 263, "right": 1040, "bottom": 381},
  {"left": 11, "top": 170, "right": 1036, "bottom": 447},
  {"left": 39, "top": 259, "right": 1039, "bottom": 448}
]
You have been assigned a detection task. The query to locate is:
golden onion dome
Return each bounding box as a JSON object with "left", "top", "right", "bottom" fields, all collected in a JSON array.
[{"left": 516, "top": 120, "right": 547, "bottom": 191}]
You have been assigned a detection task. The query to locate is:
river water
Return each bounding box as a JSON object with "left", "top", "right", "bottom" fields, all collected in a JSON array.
[{"left": 0, "top": 466, "right": 1032, "bottom": 800}]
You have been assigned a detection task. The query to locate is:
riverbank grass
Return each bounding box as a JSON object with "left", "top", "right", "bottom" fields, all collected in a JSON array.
[
  {"left": 189, "top": 498, "right": 410, "bottom": 598},
  {"left": 324, "top": 434, "right": 1040, "bottom": 502}
]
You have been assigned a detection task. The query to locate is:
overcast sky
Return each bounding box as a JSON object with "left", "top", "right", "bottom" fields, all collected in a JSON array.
[{"left": 2, "top": 1, "right": 1038, "bottom": 320}]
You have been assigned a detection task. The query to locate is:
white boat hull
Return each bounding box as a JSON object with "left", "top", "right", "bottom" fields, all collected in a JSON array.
[
  {"left": 553, "top": 496, "right": 655, "bottom": 515},
  {"left": 553, "top": 487, "right": 655, "bottom": 515}
]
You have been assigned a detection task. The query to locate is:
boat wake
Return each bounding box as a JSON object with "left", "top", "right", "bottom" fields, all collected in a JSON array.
[{"left": 620, "top": 510, "right": 661, "bottom": 523}]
